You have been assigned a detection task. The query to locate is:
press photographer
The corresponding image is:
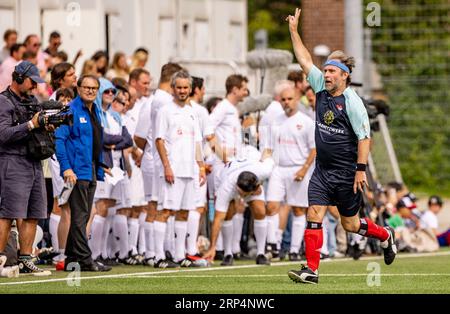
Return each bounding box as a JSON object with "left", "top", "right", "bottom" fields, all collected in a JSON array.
[{"left": 0, "top": 61, "right": 53, "bottom": 276}]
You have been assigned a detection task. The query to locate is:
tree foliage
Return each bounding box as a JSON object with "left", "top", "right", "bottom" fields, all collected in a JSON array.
[{"left": 365, "top": 0, "right": 450, "bottom": 193}]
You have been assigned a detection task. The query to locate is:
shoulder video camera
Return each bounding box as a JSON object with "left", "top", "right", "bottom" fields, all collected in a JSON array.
[{"left": 21, "top": 100, "right": 73, "bottom": 128}]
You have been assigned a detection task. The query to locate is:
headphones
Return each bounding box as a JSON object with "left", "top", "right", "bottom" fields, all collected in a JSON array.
[{"left": 12, "top": 63, "right": 33, "bottom": 84}]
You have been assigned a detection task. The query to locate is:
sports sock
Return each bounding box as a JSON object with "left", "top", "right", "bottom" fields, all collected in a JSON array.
[
  {"left": 127, "top": 218, "right": 139, "bottom": 256},
  {"left": 358, "top": 218, "right": 389, "bottom": 242},
  {"left": 174, "top": 221, "right": 188, "bottom": 262},
  {"left": 154, "top": 221, "right": 167, "bottom": 262},
  {"left": 89, "top": 215, "right": 105, "bottom": 260},
  {"left": 222, "top": 220, "right": 233, "bottom": 256},
  {"left": 253, "top": 218, "right": 268, "bottom": 256},
  {"left": 290, "top": 215, "right": 306, "bottom": 254},
  {"left": 101, "top": 215, "right": 112, "bottom": 259},
  {"left": 144, "top": 222, "right": 155, "bottom": 259},
  {"left": 186, "top": 211, "right": 201, "bottom": 256},
  {"left": 266, "top": 213, "right": 279, "bottom": 245},
  {"left": 49, "top": 213, "right": 61, "bottom": 252},
  {"left": 232, "top": 213, "right": 244, "bottom": 254},
  {"left": 304, "top": 222, "right": 323, "bottom": 272},
  {"left": 165, "top": 216, "right": 175, "bottom": 257},
  {"left": 113, "top": 214, "right": 129, "bottom": 259},
  {"left": 138, "top": 212, "right": 147, "bottom": 255}
]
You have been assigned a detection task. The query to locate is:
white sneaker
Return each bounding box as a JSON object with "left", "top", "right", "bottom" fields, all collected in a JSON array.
[{"left": 1, "top": 265, "right": 20, "bottom": 278}]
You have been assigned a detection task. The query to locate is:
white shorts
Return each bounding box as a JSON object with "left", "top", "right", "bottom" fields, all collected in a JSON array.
[
  {"left": 266, "top": 165, "right": 313, "bottom": 208},
  {"left": 212, "top": 159, "right": 226, "bottom": 196},
  {"left": 129, "top": 161, "right": 147, "bottom": 207},
  {"left": 141, "top": 158, "right": 155, "bottom": 202},
  {"left": 161, "top": 177, "right": 196, "bottom": 211},
  {"left": 94, "top": 180, "right": 123, "bottom": 202},
  {"left": 114, "top": 176, "right": 132, "bottom": 209},
  {"left": 215, "top": 188, "right": 265, "bottom": 213},
  {"left": 195, "top": 174, "right": 207, "bottom": 208},
  {"left": 151, "top": 164, "right": 163, "bottom": 202},
  {"left": 49, "top": 156, "right": 64, "bottom": 198}
]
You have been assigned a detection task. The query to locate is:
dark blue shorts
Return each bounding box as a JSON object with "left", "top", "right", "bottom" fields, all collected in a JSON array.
[
  {"left": 0, "top": 155, "right": 47, "bottom": 219},
  {"left": 308, "top": 163, "right": 362, "bottom": 217}
]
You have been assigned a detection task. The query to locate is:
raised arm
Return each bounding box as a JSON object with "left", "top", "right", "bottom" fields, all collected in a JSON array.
[{"left": 286, "top": 8, "right": 314, "bottom": 75}]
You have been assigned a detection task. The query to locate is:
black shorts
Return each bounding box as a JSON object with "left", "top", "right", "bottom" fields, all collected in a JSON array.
[
  {"left": 0, "top": 155, "right": 47, "bottom": 219},
  {"left": 308, "top": 163, "right": 362, "bottom": 217}
]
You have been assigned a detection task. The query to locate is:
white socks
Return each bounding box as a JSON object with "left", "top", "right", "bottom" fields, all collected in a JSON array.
[
  {"left": 266, "top": 213, "right": 279, "bottom": 245},
  {"left": 290, "top": 215, "right": 306, "bottom": 254},
  {"left": 186, "top": 211, "right": 201, "bottom": 256},
  {"left": 101, "top": 215, "right": 113, "bottom": 259},
  {"left": 174, "top": 221, "right": 188, "bottom": 262},
  {"left": 253, "top": 218, "right": 268, "bottom": 256},
  {"left": 222, "top": 220, "right": 234, "bottom": 256},
  {"left": 89, "top": 215, "right": 106, "bottom": 260},
  {"left": 128, "top": 218, "right": 139, "bottom": 256},
  {"left": 113, "top": 214, "right": 129, "bottom": 259},
  {"left": 154, "top": 221, "right": 167, "bottom": 262},
  {"left": 232, "top": 213, "right": 244, "bottom": 254},
  {"left": 216, "top": 230, "right": 224, "bottom": 251},
  {"left": 138, "top": 212, "right": 147, "bottom": 255},
  {"left": 49, "top": 213, "right": 61, "bottom": 251},
  {"left": 165, "top": 216, "right": 175, "bottom": 257},
  {"left": 144, "top": 222, "right": 155, "bottom": 259}
]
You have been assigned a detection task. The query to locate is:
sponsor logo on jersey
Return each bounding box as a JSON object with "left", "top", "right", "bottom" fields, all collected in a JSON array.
[{"left": 324, "top": 110, "right": 335, "bottom": 125}]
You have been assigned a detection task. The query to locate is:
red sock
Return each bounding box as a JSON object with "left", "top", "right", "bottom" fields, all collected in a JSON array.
[
  {"left": 304, "top": 228, "right": 323, "bottom": 272},
  {"left": 359, "top": 218, "right": 389, "bottom": 241}
]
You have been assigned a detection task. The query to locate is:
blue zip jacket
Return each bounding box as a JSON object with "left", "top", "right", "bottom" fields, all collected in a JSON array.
[{"left": 55, "top": 96, "right": 105, "bottom": 181}]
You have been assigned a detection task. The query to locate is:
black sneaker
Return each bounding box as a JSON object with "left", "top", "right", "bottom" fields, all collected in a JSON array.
[
  {"left": 154, "top": 259, "right": 179, "bottom": 269},
  {"left": 220, "top": 254, "right": 234, "bottom": 266},
  {"left": 256, "top": 254, "right": 270, "bottom": 265},
  {"left": 18, "top": 257, "right": 52, "bottom": 276},
  {"left": 288, "top": 265, "right": 318, "bottom": 284},
  {"left": 79, "top": 261, "right": 112, "bottom": 272},
  {"left": 266, "top": 243, "right": 280, "bottom": 260},
  {"left": 215, "top": 250, "right": 224, "bottom": 261},
  {"left": 179, "top": 258, "right": 195, "bottom": 268},
  {"left": 233, "top": 252, "right": 241, "bottom": 260},
  {"left": 118, "top": 256, "right": 139, "bottom": 265},
  {"left": 289, "top": 252, "right": 300, "bottom": 261},
  {"left": 382, "top": 227, "right": 397, "bottom": 265},
  {"left": 351, "top": 243, "right": 364, "bottom": 260},
  {"left": 320, "top": 253, "right": 331, "bottom": 260}
]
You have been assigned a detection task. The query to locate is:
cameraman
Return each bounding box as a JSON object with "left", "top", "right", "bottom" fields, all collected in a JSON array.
[{"left": 0, "top": 61, "right": 52, "bottom": 276}]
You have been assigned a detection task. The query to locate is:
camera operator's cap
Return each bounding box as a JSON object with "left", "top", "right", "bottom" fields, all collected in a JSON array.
[
  {"left": 428, "top": 195, "right": 443, "bottom": 207},
  {"left": 15, "top": 61, "right": 45, "bottom": 84},
  {"left": 399, "top": 196, "right": 416, "bottom": 210}
]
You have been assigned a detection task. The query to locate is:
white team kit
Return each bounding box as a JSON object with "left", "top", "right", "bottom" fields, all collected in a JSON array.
[
  {"left": 155, "top": 101, "right": 202, "bottom": 211},
  {"left": 123, "top": 96, "right": 152, "bottom": 207},
  {"left": 266, "top": 111, "right": 316, "bottom": 207},
  {"left": 190, "top": 100, "right": 214, "bottom": 207},
  {"left": 134, "top": 94, "right": 156, "bottom": 202},
  {"left": 208, "top": 98, "right": 243, "bottom": 194},
  {"left": 150, "top": 89, "right": 174, "bottom": 203}
]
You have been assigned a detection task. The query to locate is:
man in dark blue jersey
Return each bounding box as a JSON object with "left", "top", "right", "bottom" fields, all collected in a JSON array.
[{"left": 285, "top": 8, "right": 397, "bottom": 284}]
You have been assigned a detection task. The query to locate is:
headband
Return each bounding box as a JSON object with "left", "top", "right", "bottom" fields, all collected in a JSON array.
[{"left": 323, "top": 60, "right": 350, "bottom": 73}]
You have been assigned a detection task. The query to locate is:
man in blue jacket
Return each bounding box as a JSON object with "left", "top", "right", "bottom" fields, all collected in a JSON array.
[{"left": 55, "top": 74, "right": 111, "bottom": 272}]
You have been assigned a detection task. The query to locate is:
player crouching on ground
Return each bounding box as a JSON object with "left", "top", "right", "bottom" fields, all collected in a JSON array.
[{"left": 203, "top": 158, "right": 275, "bottom": 265}]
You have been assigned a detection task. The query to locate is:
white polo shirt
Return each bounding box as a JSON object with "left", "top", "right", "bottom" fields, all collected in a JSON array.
[
  {"left": 420, "top": 210, "right": 438, "bottom": 230},
  {"left": 209, "top": 98, "right": 242, "bottom": 158},
  {"left": 267, "top": 111, "right": 315, "bottom": 167},
  {"left": 134, "top": 95, "right": 155, "bottom": 168},
  {"left": 155, "top": 101, "right": 202, "bottom": 178},
  {"left": 150, "top": 89, "right": 174, "bottom": 164}
]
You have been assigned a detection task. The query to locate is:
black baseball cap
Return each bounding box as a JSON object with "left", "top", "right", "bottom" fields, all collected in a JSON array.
[
  {"left": 15, "top": 61, "right": 45, "bottom": 84},
  {"left": 428, "top": 195, "right": 443, "bottom": 206}
]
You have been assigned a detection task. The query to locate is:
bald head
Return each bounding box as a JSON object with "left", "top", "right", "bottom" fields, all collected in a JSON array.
[{"left": 279, "top": 86, "right": 298, "bottom": 117}]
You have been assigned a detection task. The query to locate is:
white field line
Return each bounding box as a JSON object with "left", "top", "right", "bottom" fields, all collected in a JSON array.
[
  {"left": 1, "top": 251, "right": 449, "bottom": 286},
  {"left": 132, "top": 273, "right": 450, "bottom": 279}
]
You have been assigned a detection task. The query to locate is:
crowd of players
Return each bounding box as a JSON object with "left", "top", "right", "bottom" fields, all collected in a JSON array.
[{"left": 0, "top": 29, "right": 448, "bottom": 278}]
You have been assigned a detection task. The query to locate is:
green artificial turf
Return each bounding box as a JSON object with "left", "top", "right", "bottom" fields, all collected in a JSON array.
[{"left": 1, "top": 250, "right": 449, "bottom": 294}]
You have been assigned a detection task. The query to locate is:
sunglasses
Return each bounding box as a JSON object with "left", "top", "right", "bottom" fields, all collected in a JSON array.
[
  {"left": 114, "top": 97, "right": 126, "bottom": 106},
  {"left": 103, "top": 88, "right": 116, "bottom": 95}
]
